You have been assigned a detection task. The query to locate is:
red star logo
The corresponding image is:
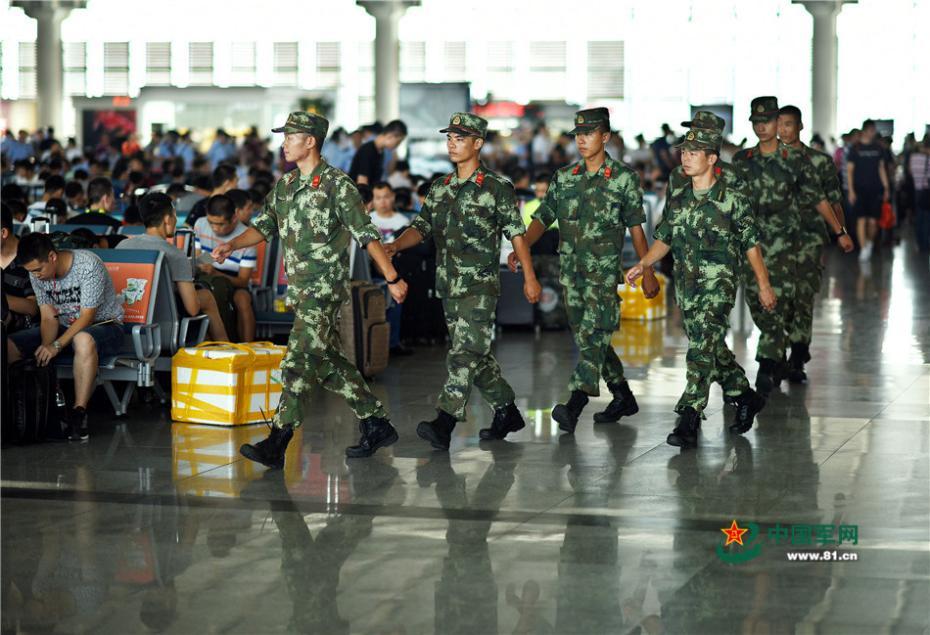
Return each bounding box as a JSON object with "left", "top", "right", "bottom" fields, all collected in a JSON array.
[{"left": 721, "top": 520, "right": 749, "bottom": 546}]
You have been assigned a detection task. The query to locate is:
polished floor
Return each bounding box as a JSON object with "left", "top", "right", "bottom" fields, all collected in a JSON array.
[{"left": 3, "top": 243, "right": 929, "bottom": 634}]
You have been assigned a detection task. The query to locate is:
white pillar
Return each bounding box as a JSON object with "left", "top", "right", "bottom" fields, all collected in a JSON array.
[
  {"left": 794, "top": 0, "right": 856, "bottom": 138},
  {"left": 13, "top": 0, "right": 85, "bottom": 134},
  {"left": 357, "top": 0, "right": 420, "bottom": 123}
]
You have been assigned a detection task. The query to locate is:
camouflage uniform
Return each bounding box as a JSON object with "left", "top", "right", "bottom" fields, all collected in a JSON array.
[
  {"left": 409, "top": 113, "right": 525, "bottom": 421},
  {"left": 785, "top": 143, "right": 842, "bottom": 346},
  {"left": 533, "top": 109, "right": 645, "bottom": 397},
  {"left": 668, "top": 111, "right": 751, "bottom": 201},
  {"left": 731, "top": 97, "right": 818, "bottom": 363},
  {"left": 655, "top": 127, "right": 760, "bottom": 414},
  {"left": 251, "top": 111, "right": 387, "bottom": 429}
]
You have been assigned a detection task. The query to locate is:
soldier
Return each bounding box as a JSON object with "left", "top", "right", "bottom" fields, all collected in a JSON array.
[
  {"left": 212, "top": 111, "right": 407, "bottom": 466},
  {"left": 508, "top": 108, "right": 658, "bottom": 434},
  {"left": 386, "top": 113, "right": 540, "bottom": 450},
  {"left": 731, "top": 96, "right": 842, "bottom": 396},
  {"left": 668, "top": 112, "right": 749, "bottom": 200},
  {"left": 776, "top": 105, "right": 854, "bottom": 382},
  {"left": 626, "top": 126, "right": 775, "bottom": 448}
]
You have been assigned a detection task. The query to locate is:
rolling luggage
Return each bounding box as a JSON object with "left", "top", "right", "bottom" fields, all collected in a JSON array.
[
  {"left": 340, "top": 281, "right": 390, "bottom": 379},
  {"left": 396, "top": 246, "right": 447, "bottom": 344},
  {"left": 5, "top": 358, "right": 61, "bottom": 444}
]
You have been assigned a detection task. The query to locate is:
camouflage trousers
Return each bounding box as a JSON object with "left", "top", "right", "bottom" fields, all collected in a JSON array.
[
  {"left": 437, "top": 295, "right": 516, "bottom": 420},
  {"left": 785, "top": 234, "right": 825, "bottom": 346},
  {"left": 274, "top": 297, "right": 386, "bottom": 428},
  {"left": 676, "top": 289, "right": 751, "bottom": 414},
  {"left": 564, "top": 284, "right": 624, "bottom": 396},
  {"left": 743, "top": 241, "right": 797, "bottom": 362}
]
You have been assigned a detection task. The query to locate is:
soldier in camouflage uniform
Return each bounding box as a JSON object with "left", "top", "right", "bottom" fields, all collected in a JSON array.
[
  {"left": 626, "top": 126, "right": 774, "bottom": 448},
  {"left": 213, "top": 112, "right": 408, "bottom": 466},
  {"left": 510, "top": 108, "right": 658, "bottom": 434},
  {"left": 776, "top": 105, "right": 854, "bottom": 383},
  {"left": 387, "top": 113, "right": 541, "bottom": 451},
  {"left": 668, "top": 112, "right": 750, "bottom": 201},
  {"left": 731, "top": 96, "right": 827, "bottom": 396}
]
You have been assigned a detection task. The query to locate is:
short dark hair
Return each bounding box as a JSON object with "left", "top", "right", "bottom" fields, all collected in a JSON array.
[
  {"left": 862, "top": 119, "right": 876, "bottom": 130},
  {"left": 139, "top": 192, "right": 175, "bottom": 228},
  {"left": 371, "top": 181, "right": 393, "bottom": 192},
  {"left": 73, "top": 168, "right": 89, "bottom": 180},
  {"left": 65, "top": 180, "right": 84, "bottom": 199},
  {"left": 395, "top": 160, "right": 410, "bottom": 172},
  {"left": 212, "top": 164, "right": 238, "bottom": 189},
  {"left": 123, "top": 205, "right": 142, "bottom": 225},
  {"left": 166, "top": 183, "right": 188, "bottom": 198},
  {"left": 250, "top": 181, "right": 271, "bottom": 200},
  {"left": 206, "top": 194, "right": 236, "bottom": 221},
  {"left": 226, "top": 188, "right": 249, "bottom": 211},
  {"left": 382, "top": 120, "right": 408, "bottom": 137},
  {"left": 247, "top": 188, "right": 264, "bottom": 205},
  {"left": 357, "top": 184, "right": 373, "bottom": 206},
  {"left": 778, "top": 105, "right": 803, "bottom": 123},
  {"left": 45, "top": 198, "right": 68, "bottom": 220},
  {"left": 534, "top": 171, "right": 551, "bottom": 184},
  {"left": 6, "top": 199, "right": 27, "bottom": 222},
  {"left": 1, "top": 183, "right": 26, "bottom": 202},
  {"left": 193, "top": 175, "right": 213, "bottom": 191},
  {"left": 44, "top": 174, "right": 66, "bottom": 194},
  {"left": 17, "top": 232, "right": 55, "bottom": 264},
  {"left": 1, "top": 202, "right": 12, "bottom": 231},
  {"left": 87, "top": 177, "right": 114, "bottom": 205}
]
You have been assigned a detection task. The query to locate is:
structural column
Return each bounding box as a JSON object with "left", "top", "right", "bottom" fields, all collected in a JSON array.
[
  {"left": 793, "top": 0, "right": 856, "bottom": 138},
  {"left": 13, "top": 0, "right": 85, "bottom": 133},
  {"left": 357, "top": 0, "right": 420, "bottom": 123}
]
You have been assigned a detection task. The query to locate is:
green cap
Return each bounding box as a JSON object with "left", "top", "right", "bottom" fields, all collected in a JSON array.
[
  {"left": 675, "top": 128, "right": 722, "bottom": 152},
  {"left": 439, "top": 112, "right": 488, "bottom": 139},
  {"left": 682, "top": 111, "right": 725, "bottom": 132},
  {"left": 749, "top": 96, "right": 779, "bottom": 123},
  {"left": 271, "top": 111, "right": 329, "bottom": 137},
  {"left": 569, "top": 108, "right": 610, "bottom": 135}
]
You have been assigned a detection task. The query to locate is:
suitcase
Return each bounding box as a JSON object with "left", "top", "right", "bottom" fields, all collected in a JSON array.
[
  {"left": 5, "top": 358, "right": 61, "bottom": 444},
  {"left": 340, "top": 281, "right": 390, "bottom": 379},
  {"left": 533, "top": 254, "right": 568, "bottom": 330},
  {"left": 396, "top": 247, "right": 447, "bottom": 343},
  {"left": 496, "top": 268, "right": 534, "bottom": 326}
]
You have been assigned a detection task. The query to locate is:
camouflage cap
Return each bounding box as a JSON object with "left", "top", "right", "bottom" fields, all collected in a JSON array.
[
  {"left": 569, "top": 108, "right": 610, "bottom": 135},
  {"left": 439, "top": 113, "right": 488, "bottom": 139},
  {"left": 271, "top": 111, "right": 329, "bottom": 138},
  {"left": 675, "top": 127, "right": 722, "bottom": 152},
  {"left": 681, "top": 111, "right": 725, "bottom": 132},
  {"left": 749, "top": 96, "right": 779, "bottom": 122}
]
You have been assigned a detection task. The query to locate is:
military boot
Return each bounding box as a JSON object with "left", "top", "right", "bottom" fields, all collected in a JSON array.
[
  {"left": 416, "top": 410, "right": 457, "bottom": 451},
  {"left": 346, "top": 416, "right": 399, "bottom": 458},
  {"left": 666, "top": 407, "right": 701, "bottom": 449},
  {"left": 729, "top": 390, "right": 766, "bottom": 434},
  {"left": 240, "top": 424, "right": 294, "bottom": 469},
  {"left": 479, "top": 402, "right": 526, "bottom": 440},
  {"left": 787, "top": 342, "right": 811, "bottom": 384},
  {"left": 552, "top": 390, "right": 589, "bottom": 434},
  {"left": 755, "top": 358, "right": 779, "bottom": 397},
  {"left": 593, "top": 381, "right": 639, "bottom": 423}
]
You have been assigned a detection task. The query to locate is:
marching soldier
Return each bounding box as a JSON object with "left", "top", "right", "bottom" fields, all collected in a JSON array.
[
  {"left": 510, "top": 108, "right": 658, "bottom": 434},
  {"left": 213, "top": 111, "right": 407, "bottom": 466},
  {"left": 387, "top": 113, "right": 541, "bottom": 450}
]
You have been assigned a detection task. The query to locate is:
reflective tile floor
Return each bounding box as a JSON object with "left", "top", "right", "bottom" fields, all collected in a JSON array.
[{"left": 3, "top": 244, "right": 929, "bottom": 634}]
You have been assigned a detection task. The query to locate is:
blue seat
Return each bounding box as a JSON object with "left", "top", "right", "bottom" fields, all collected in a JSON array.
[{"left": 50, "top": 223, "right": 114, "bottom": 235}]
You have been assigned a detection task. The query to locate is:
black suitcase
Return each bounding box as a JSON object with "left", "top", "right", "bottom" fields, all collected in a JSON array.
[
  {"left": 396, "top": 246, "right": 447, "bottom": 344},
  {"left": 5, "top": 358, "right": 61, "bottom": 444}
]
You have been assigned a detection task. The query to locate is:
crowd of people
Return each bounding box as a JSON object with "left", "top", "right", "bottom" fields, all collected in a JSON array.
[{"left": 2, "top": 109, "right": 928, "bottom": 444}]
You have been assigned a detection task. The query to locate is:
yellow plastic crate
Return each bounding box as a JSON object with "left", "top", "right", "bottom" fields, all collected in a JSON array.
[
  {"left": 611, "top": 319, "right": 665, "bottom": 366},
  {"left": 171, "top": 341, "right": 285, "bottom": 425},
  {"left": 618, "top": 271, "right": 668, "bottom": 321}
]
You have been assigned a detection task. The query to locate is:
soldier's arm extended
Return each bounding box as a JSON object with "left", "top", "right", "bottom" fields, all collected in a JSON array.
[
  {"left": 215, "top": 187, "right": 278, "bottom": 263},
  {"left": 628, "top": 225, "right": 659, "bottom": 298},
  {"left": 388, "top": 226, "right": 424, "bottom": 255},
  {"left": 814, "top": 199, "right": 854, "bottom": 252},
  {"left": 625, "top": 239, "right": 670, "bottom": 288},
  {"left": 211, "top": 227, "right": 268, "bottom": 263},
  {"left": 746, "top": 246, "right": 776, "bottom": 311},
  {"left": 367, "top": 241, "right": 407, "bottom": 303}
]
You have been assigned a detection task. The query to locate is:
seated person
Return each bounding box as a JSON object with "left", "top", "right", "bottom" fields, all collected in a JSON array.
[
  {"left": 192, "top": 195, "right": 256, "bottom": 342},
  {"left": 226, "top": 188, "right": 253, "bottom": 227},
  {"left": 1, "top": 202, "right": 39, "bottom": 333},
  {"left": 65, "top": 180, "right": 87, "bottom": 215},
  {"left": 27, "top": 174, "right": 66, "bottom": 217},
  {"left": 69, "top": 177, "right": 123, "bottom": 230},
  {"left": 118, "top": 192, "right": 229, "bottom": 341},
  {"left": 7, "top": 232, "right": 125, "bottom": 441},
  {"left": 44, "top": 197, "right": 70, "bottom": 224},
  {"left": 369, "top": 182, "right": 411, "bottom": 356}
]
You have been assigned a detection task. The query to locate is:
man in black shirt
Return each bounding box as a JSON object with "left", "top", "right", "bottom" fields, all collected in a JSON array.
[
  {"left": 348, "top": 120, "right": 407, "bottom": 185},
  {"left": 183, "top": 163, "right": 239, "bottom": 227},
  {"left": 1, "top": 203, "right": 38, "bottom": 332},
  {"left": 847, "top": 119, "right": 890, "bottom": 260},
  {"left": 69, "top": 177, "right": 123, "bottom": 230}
]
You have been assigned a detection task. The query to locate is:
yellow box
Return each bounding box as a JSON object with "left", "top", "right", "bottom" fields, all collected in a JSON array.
[
  {"left": 619, "top": 271, "right": 668, "bottom": 321},
  {"left": 172, "top": 423, "right": 301, "bottom": 497},
  {"left": 171, "top": 341, "right": 286, "bottom": 425}
]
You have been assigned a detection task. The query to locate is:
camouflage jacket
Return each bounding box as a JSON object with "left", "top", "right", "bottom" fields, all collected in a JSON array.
[
  {"left": 654, "top": 176, "right": 759, "bottom": 299},
  {"left": 410, "top": 163, "right": 524, "bottom": 299},
  {"left": 533, "top": 153, "right": 645, "bottom": 286},
  {"left": 731, "top": 143, "right": 824, "bottom": 241},
  {"left": 251, "top": 159, "right": 381, "bottom": 304},
  {"left": 795, "top": 143, "right": 842, "bottom": 241}
]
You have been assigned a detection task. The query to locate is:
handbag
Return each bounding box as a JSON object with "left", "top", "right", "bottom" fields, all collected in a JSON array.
[{"left": 878, "top": 201, "right": 895, "bottom": 230}]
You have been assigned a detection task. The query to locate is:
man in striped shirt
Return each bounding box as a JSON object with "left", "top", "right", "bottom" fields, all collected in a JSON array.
[{"left": 193, "top": 194, "right": 257, "bottom": 341}]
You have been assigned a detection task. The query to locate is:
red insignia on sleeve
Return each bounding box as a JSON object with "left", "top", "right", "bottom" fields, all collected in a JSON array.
[
  {"left": 444, "top": 174, "right": 452, "bottom": 185},
  {"left": 572, "top": 164, "right": 581, "bottom": 175},
  {"left": 311, "top": 175, "right": 321, "bottom": 188},
  {"left": 604, "top": 166, "right": 612, "bottom": 179},
  {"left": 476, "top": 172, "right": 485, "bottom": 187}
]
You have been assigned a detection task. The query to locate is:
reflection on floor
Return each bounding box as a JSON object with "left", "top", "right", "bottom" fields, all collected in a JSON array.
[{"left": 3, "top": 245, "right": 929, "bottom": 634}]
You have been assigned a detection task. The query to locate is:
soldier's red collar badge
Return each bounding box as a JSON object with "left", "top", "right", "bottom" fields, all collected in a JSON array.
[
  {"left": 444, "top": 174, "right": 452, "bottom": 185},
  {"left": 572, "top": 164, "right": 581, "bottom": 175},
  {"left": 475, "top": 172, "right": 485, "bottom": 187},
  {"left": 311, "top": 174, "right": 321, "bottom": 188},
  {"left": 604, "top": 166, "right": 612, "bottom": 179},
  {"left": 782, "top": 149, "right": 789, "bottom": 159},
  {"left": 714, "top": 166, "right": 722, "bottom": 176}
]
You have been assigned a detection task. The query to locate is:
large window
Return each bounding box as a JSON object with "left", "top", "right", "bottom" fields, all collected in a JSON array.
[
  {"left": 400, "top": 41, "right": 425, "bottom": 82},
  {"left": 103, "top": 42, "right": 129, "bottom": 95},
  {"left": 316, "top": 42, "right": 340, "bottom": 88},
  {"left": 230, "top": 42, "right": 256, "bottom": 85},
  {"left": 145, "top": 42, "right": 171, "bottom": 86},
  {"left": 443, "top": 41, "right": 466, "bottom": 82},
  {"left": 18, "top": 42, "right": 36, "bottom": 99},
  {"left": 587, "top": 41, "right": 625, "bottom": 100},
  {"left": 486, "top": 41, "right": 514, "bottom": 99},
  {"left": 189, "top": 42, "right": 214, "bottom": 86},
  {"left": 63, "top": 42, "right": 86, "bottom": 96},
  {"left": 529, "top": 41, "right": 566, "bottom": 100},
  {"left": 272, "top": 42, "right": 298, "bottom": 86}
]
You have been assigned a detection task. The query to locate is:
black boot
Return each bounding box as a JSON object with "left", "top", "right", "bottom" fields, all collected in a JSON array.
[
  {"left": 593, "top": 381, "right": 639, "bottom": 423},
  {"left": 787, "top": 342, "right": 811, "bottom": 384},
  {"left": 729, "top": 390, "right": 766, "bottom": 434},
  {"left": 667, "top": 407, "right": 701, "bottom": 448},
  {"left": 755, "top": 358, "right": 779, "bottom": 396},
  {"left": 416, "top": 410, "right": 457, "bottom": 451},
  {"left": 479, "top": 402, "right": 526, "bottom": 440},
  {"left": 240, "top": 424, "right": 294, "bottom": 469},
  {"left": 552, "top": 390, "right": 589, "bottom": 434},
  {"left": 346, "top": 416, "right": 399, "bottom": 458}
]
